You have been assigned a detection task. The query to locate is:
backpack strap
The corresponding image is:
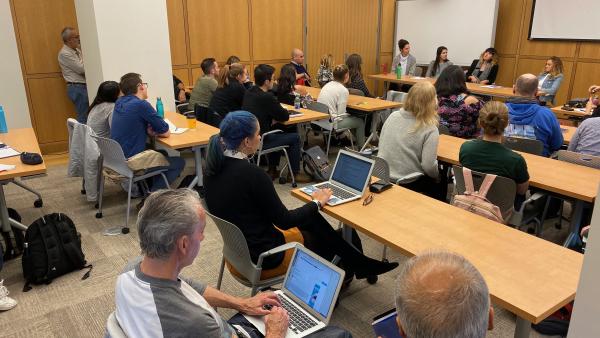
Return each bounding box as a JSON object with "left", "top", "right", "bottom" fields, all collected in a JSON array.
[
  {"left": 462, "top": 168, "right": 475, "bottom": 194},
  {"left": 478, "top": 174, "right": 497, "bottom": 198}
]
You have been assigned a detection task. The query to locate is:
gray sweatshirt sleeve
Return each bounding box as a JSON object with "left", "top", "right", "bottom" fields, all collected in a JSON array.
[{"left": 421, "top": 128, "right": 440, "bottom": 179}]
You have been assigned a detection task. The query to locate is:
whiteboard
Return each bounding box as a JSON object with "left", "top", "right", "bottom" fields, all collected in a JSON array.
[
  {"left": 394, "top": 0, "right": 499, "bottom": 67},
  {"left": 530, "top": 0, "right": 600, "bottom": 40}
]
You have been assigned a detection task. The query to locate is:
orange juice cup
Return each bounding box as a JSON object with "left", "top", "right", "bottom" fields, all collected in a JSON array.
[{"left": 186, "top": 115, "right": 197, "bottom": 129}]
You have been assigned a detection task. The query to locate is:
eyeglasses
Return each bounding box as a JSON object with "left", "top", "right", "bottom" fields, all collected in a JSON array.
[
  {"left": 362, "top": 193, "right": 373, "bottom": 206},
  {"left": 140, "top": 82, "right": 148, "bottom": 88}
]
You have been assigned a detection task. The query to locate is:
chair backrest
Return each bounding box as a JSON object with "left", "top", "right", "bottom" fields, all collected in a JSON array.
[
  {"left": 206, "top": 212, "right": 262, "bottom": 283},
  {"left": 453, "top": 165, "right": 516, "bottom": 218},
  {"left": 67, "top": 118, "right": 77, "bottom": 147},
  {"left": 385, "top": 90, "right": 407, "bottom": 103},
  {"left": 502, "top": 137, "right": 544, "bottom": 156},
  {"left": 91, "top": 135, "right": 133, "bottom": 178},
  {"left": 105, "top": 311, "right": 127, "bottom": 338},
  {"left": 557, "top": 150, "right": 600, "bottom": 169},
  {"left": 438, "top": 124, "right": 450, "bottom": 135},
  {"left": 195, "top": 105, "right": 222, "bottom": 128},
  {"left": 414, "top": 67, "right": 423, "bottom": 77},
  {"left": 348, "top": 88, "right": 365, "bottom": 96},
  {"left": 306, "top": 101, "right": 329, "bottom": 114},
  {"left": 176, "top": 103, "right": 191, "bottom": 114}
]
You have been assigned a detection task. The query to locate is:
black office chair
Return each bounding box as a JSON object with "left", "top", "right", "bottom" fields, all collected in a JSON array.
[{"left": 195, "top": 105, "right": 222, "bottom": 128}]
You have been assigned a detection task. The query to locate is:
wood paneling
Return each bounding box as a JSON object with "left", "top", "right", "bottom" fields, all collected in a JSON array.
[
  {"left": 571, "top": 62, "right": 600, "bottom": 99},
  {"left": 191, "top": 67, "right": 203, "bottom": 85},
  {"left": 578, "top": 43, "right": 600, "bottom": 60},
  {"left": 516, "top": 58, "right": 573, "bottom": 105},
  {"left": 251, "top": 0, "right": 302, "bottom": 61},
  {"left": 495, "top": 56, "right": 516, "bottom": 87},
  {"left": 166, "top": 0, "right": 188, "bottom": 66},
  {"left": 379, "top": 0, "right": 395, "bottom": 54},
  {"left": 173, "top": 68, "right": 190, "bottom": 86},
  {"left": 494, "top": 0, "right": 524, "bottom": 55},
  {"left": 27, "top": 77, "right": 75, "bottom": 144},
  {"left": 187, "top": 0, "right": 251, "bottom": 64}
]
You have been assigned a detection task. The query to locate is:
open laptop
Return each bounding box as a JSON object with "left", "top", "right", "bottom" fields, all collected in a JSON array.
[
  {"left": 301, "top": 150, "right": 375, "bottom": 206},
  {"left": 243, "top": 246, "right": 345, "bottom": 337}
]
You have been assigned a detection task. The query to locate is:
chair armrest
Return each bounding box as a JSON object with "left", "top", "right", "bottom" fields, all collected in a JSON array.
[
  {"left": 396, "top": 172, "right": 424, "bottom": 185},
  {"left": 517, "top": 192, "right": 546, "bottom": 213},
  {"left": 256, "top": 242, "right": 303, "bottom": 269}
]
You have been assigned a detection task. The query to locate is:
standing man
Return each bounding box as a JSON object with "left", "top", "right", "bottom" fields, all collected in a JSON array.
[
  {"left": 58, "top": 27, "right": 89, "bottom": 123},
  {"left": 291, "top": 48, "right": 311, "bottom": 86}
]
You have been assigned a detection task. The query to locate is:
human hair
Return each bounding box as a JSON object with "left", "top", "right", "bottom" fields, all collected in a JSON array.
[
  {"left": 61, "top": 27, "right": 75, "bottom": 43},
  {"left": 398, "top": 39, "right": 410, "bottom": 52},
  {"left": 332, "top": 64, "right": 349, "bottom": 82},
  {"left": 515, "top": 74, "right": 539, "bottom": 97},
  {"left": 137, "top": 189, "right": 203, "bottom": 260},
  {"left": 431, "top": 46, "right": 448, "bottom": 77},
  {"left": 217, "top": 63, "right": 244, "bottom": 88},
  {"left": 346, "top": 54, "right": 363, "bottom": 82},
  {"left": 254, "top": 64, "right": 275, "bottom": 87},
  {"left": 201, "top": 58, "right": 216, "bottom": 75},
  {"left": 404, "top": 81, "right": 439, "bottom": 131},
  {"left": 86, "top": 81, "right": 120, "bottom": 115},
  {"left": 226, "top": 55, "right": 241, "bottom": 65},
  {"left": 480, "top": 47, "right": 498, "bottom": 65},
  {"left": 435, "top": 65, "right": 468, "bottom": 97},
  {"left": 546, "top": 56, "right": 563, "bottom": 78},
  {"left": 119, "top": 73, "right": 142, "bottom": 96},
  {"left": 479, "top": 101, "right": 509, "bottom": 136},
  {"left": 277, "top": 64, "right": 297, "bottom": 97},
  {"left": 205, "top": 111, "right": 259, "bottom": 177},
  {"left": 320, "top": 54, "right": 333, "bottom": 69},
  {"left": 395, "top": 251, "right": 490, "bottom": 338}
]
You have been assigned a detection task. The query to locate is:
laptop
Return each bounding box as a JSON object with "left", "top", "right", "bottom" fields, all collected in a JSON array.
[
  {"left": 243, "top": 246, "right": 345, "bottom": 337},
  {"left": 300, "top": 150, "right": 375, "bottom": 206}
]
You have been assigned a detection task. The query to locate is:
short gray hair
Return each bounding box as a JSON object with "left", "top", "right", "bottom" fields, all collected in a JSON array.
[
  {"left": 395, "top": 251, "right": 490, "bottom": 338},
  {"left": 61, "top": 27, "right": 75, "bottom": 43},
  {"left": 137, "top": 189, "right": 203, "bottom": 259},
  {"left": 515, "top": 73, "right": 539, "bottom": 97}
]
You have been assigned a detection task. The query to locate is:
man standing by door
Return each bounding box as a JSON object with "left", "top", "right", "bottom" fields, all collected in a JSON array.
[{"left": 58, "top": 27, "right": 89, "bottom": 123}]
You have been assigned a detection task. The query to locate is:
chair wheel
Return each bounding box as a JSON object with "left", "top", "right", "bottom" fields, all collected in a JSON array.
[
  {"left": 80, "top": 189, "right": 86, "bottom": 195},
  {"left": 382, "top": 259, "right": 389, "bottom": 263},
  {"left": 94, "top": 203, "right": 99, "bottom": 209},
  {"left": 34, "top": 199, "right": 43, "bottom": 208},
  {"left": 121, "top": 227, "right": 130, "bottom": 234},
  {"left": 292, "top": 183, "right": 298, "bottom": 188},
  {"left": 366, "top": 275, "right": 378, "bottom": 284},
  {"left": 95, "top": 212, "right": 103, "bottom": 219},
  {"left": 278, "top": 177, "right": 287, "bottom": 184}
]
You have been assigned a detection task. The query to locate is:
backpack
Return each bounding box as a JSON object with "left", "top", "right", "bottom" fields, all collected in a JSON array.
[
  {"left": 1, "top": 208, "right": 25, "bottom": 260},
  {"left": 451, "top": 168, "right": 505, "bottom": 223},
  {"left": 302, "top": 146, "right": 332, "bottom": 182},
  {"left": 21, "top": 213, "right": 92, "bottom": 292}
]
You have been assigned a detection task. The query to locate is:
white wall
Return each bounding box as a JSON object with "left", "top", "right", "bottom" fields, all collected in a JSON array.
[
  {"left": 0, "top": 0, "right": 32, "bottom": 129},
  {"left": 75, "top": 0, "right": 175, "bottom": 111}
]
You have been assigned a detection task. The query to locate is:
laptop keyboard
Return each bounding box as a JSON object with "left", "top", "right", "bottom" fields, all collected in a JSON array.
[
  {"left": 315, "top": 182, "right": 356, "bottom": 200},
  {"left": 280, "top": 296, "right": 319, "bottom": 333}
]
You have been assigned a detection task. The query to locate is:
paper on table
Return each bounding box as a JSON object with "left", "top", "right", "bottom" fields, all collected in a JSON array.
[
  {"left": 164, "top": 119, "right": 188, "bottom": 134},
  {"left": 0, "top": 147, "right": 20, "bottom": 159},
  {"left": 0, "top": 164, "right": 16, "bottom": 171},
  {"left": 481, "top": 85, "right": 501, "bottom": 88}
]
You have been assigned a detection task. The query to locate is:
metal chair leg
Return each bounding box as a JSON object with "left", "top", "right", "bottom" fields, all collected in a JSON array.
[
  {"left": 217, "top": 256, "right": 225, "bottom": 290},
  {"left": 96, "top": 174, "right": 105, "bottom": 218},
  {"left": 326, "top": 130, "right": 332, "bottom": 156},
  {"left": 281, "top": 148, "right": 296, "bottom": 187},
  {"left": 160, "top": 172, "right": 170, "bottom": 189}
]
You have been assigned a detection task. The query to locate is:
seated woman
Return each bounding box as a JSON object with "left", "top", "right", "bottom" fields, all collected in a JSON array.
[
  {"left": 86, "top": 80, "right": 120, "bottom": 138},
  {"left": 317, "top": 54, "right": 334, "bottom": 87},
  {"left": 435, "top": 65, "right": 483, "bottom": 138},
  {"left": 459, "top": 101, "right": 529, "bottom": 208},
  {"left": 425, "top": 46, "right": 453, "bottom": 78},
  {"left": 466, "top": 47, "right": 499, "bottom": 85},
  {"left": 537, "top": 56, "right": 564, "bottom": 106},
  {"left": 346, "top": 53, "right": 373, "bottom": 98},
  {"left": 204, "top": 111, "right": 398, "bottom": 279},
  {"left": 569, "top": 87, "right": 600, "bottom": 156},
  {"left": 208, "top": 63, "right": 247, "bottom": 118},
  {"left": 274, "top": 64, "right": 307, "bottom": 106},
  {"left": 378, "top": 82, "right": 442, "bottom": 200}
]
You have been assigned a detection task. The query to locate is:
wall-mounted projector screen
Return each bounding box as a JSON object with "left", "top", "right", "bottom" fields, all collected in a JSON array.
[
  {"left": 394, "top": 0, "right": 498, "bottom": 66},
  {"left": 529, "top": 0, "right": 600, "bottom": 41}
]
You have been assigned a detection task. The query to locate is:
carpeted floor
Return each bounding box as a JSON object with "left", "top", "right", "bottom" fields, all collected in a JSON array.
[{"left": 0, "top": 157, "right": 567, "bottom": 337}]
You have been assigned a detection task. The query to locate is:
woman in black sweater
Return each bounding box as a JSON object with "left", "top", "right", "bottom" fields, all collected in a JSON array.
[
  {"left": 208, "top": 63, "right": 247, "bottom": 118},
  {"left": 274, "top": 64, "right": 307, "bottom": 106},
  {"left": 204, "top": 111, "right": 397, "bottom": 279}
]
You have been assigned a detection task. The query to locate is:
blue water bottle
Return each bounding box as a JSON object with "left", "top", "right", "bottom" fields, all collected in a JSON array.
[
  {"left": 156, "top": 97, "right": 164, "bottom": 118},
  {"left": 0, "top": 106, "right": 8, "bottom": 133}
]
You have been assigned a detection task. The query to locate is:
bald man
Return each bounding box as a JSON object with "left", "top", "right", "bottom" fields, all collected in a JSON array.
[
  {"left": 290, "top": 48, "right": 312, "bottom": 86},
  {"left": 394, "top": 251, "right": 494, "bottom": 338},
  {"left": 505, "top": 73, "right": 563, "bottom": 156}
]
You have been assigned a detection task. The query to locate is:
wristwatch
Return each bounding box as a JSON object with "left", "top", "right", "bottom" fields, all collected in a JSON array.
[{"left": 312, "top": 199, "right": 323, "bottom": 210}]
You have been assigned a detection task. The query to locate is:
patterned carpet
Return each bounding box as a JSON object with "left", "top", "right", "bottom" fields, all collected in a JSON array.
[{"left": 0, "top": 158, "right": 565, "bottom": 337}]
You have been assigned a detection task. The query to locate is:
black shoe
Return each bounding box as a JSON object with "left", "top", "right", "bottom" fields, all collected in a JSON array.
[{"left": 354, "top": 260, "right": 399, "bottom": 280}]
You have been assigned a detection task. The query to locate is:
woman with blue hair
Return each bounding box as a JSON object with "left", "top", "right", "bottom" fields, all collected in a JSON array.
[{"left": 204, "top": 111, "right": 398, "bottom": 280}]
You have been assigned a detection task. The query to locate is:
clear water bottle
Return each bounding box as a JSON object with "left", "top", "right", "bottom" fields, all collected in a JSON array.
[
  {"left": 156, "top": 97, "right": 164, "bottom": 118},
  {"left": 0, "top": 106, "right": 8, "bottom": 133},
  {"left": 294, "top": 94, "right": 301, "bottom": 110}
]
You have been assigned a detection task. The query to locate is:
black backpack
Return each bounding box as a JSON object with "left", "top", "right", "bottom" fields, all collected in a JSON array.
[
  {"left": 1, "top": 208, "right": 25, "bottom": 260},
  {"left": 21, "top": 213, "right": 92, "bottom": 291},
  {"left": 302, "top": 146, "right": 332, "bottom": 182}
]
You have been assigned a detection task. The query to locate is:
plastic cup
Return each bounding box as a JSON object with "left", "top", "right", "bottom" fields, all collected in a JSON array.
[{"left": 186, "top": 115, "right": 197, "bottom": 129}]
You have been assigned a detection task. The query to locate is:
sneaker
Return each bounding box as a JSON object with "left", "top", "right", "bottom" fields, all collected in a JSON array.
[{"left": 0, "top": 280, "right": 17, "bottom": 311}]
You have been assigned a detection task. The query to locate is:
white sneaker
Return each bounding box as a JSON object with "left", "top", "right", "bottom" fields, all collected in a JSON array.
[{"left": 0, "top": 280, "right": 17, "bottom": 311}]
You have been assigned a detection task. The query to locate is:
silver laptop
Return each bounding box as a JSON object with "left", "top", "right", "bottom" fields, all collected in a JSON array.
[
  {"left": 243, "top": 246, "right": 345, "bottom": 337},
  {"left": 301, "top": 149, "right": 375, "bottom": 206}
]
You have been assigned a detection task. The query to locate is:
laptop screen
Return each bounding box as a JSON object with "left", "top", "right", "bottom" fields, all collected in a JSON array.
[
  {"left": 284, "top": 249, "right": 342, "bottom": 318},
  {"left": 331, "top": 152, "right": 373, "bottom": 192}
]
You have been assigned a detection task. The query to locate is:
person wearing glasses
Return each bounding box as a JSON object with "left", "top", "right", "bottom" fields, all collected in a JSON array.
[
  {"left": 58, "top": 27, "right": 89, "bottom": 123},
  {"left": 110, "top": 73, "right": 185, "bottom": 191}
]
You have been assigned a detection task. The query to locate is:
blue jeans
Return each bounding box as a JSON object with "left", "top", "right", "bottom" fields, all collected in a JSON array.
[
  {"left": 262, "top": 132, "right": 301, "bottom": 174},
  {"left": 149, "top": 156, "right": 186, "bottom": 191},
  {"left": 67, "top": 83, "right": 89, "bottom": 124},
  {"left": 228, "top": 313, "right": 352, "bottom": 338}
]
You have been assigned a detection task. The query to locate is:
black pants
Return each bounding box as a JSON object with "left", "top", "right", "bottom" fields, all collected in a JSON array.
[
  {"left": 400, "top": 175, "right": 446, "bottom": 201},
  {"left": 228, "top": 313, "right": 353, "bottom": 338}
]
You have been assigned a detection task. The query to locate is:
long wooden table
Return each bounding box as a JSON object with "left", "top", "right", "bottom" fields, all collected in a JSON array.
[
  {"left": 291, "top": 184, "right": 582, "bottom": 337},
  {"left": 551, "top": 106, "right": 590, "bottom": 125},
  {"left": 297, "top": 85, "right": 403, "bottom": 112},
  {"left": 280, "top": 104, "right": 329, "bottom": 125},
  {"left": 0, "top": 128, "right": 46, "bottom": 231},
  {"left": 562, "top": 125, "right": 576, "bottom": 145}
]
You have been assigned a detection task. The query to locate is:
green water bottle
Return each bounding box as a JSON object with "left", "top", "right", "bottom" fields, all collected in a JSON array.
[
  {"left": 156, "top": 97, "right": 164, "bottom": 118},
  {"left": 396, "top": 63, "right": 402, "bottom": 79}
]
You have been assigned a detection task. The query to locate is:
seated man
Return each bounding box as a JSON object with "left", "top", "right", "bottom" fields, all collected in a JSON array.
[
  {"left": 114, "top": 188, "right": 351, "bottom": 338},
  {"left": 111, "top": 73, "right": 185, "bottom": 190},
  {"left": 290, "top": 48, "right": 311, "bottom": 86},
  {"left": 242, "top": 64, "right": 311, "bottom": 183},
  {"left": 505, "top": 73, "right": 563, "bottom": 157},
  {"left": 395, "top": 251, "right": 494, "bottom": 338},
  {"left": 189, "top": 58, "right": 219, "bottom": 110}
]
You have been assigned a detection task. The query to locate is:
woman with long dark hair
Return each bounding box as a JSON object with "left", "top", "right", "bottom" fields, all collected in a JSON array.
[
  {"left": 425, "top": 46, "right": 453, "bottom": 78},
  {"left": 345, "top": 53, "right": 373, "bottom": 97},
  {"left": 274, "top": 64, "right": 306, "bottom": 105},
  {"left": 86, "top": 80, "right": 120, "bottom": 137}
]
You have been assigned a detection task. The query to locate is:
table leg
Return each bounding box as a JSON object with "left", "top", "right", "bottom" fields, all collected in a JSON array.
[
  {"left": 563, "top": 200, "right": 585, "bottom": 247},
  {"left": 360, "top": 111, "right": 380, "bottom": 152},
  {"left": 0, "top": 183, "right": 10, "bottom": 232},
  {"left": 514, "top": 317, "right": 531, "bottom": 338},
  {"left": 187, "top": 145, "right": 204, "bottom": 189}
]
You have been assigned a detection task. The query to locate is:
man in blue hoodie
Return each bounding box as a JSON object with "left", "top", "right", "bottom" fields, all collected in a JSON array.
[{"left": 505, "top": 74, "right": 563, "bottom": 156}]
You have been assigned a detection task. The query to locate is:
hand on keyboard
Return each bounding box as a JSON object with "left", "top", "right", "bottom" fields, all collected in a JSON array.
[
  {"left": 311, "top": 188, "right": 332, "bottom": 206},
  {"left": 265, "top": 306, "right": 289, "bottom": 338},
  {"left": 240, "top": 291, "right": 281, "bottom": 316}
]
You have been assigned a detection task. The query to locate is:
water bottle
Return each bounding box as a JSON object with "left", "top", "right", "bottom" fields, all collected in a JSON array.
[
  {"left": 396, "top": 64, "right": 403, "bottom": 79},
  {"left": 294, "top": 94, "right": 301, "bottom": 110},
  {"left": 156, "top": 97, "right": 164, "bottom": 119},
  {"left": 0, "top": 106, "right": 8, "bottom": 133}
]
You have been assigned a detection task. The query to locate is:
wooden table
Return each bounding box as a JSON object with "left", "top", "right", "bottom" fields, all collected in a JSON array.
[
  {"left": 291, "top": 184, "right": 582, "bottom": 337},
  {"left": 280, "top": 104, "right": 329, "bottom": 126},
  {"left": 297, "top": 85, "right": 403, "bottom": 111},
  {"left": 157, "top": 112, "right": 220, "bottom": 188},
  {"left": 0, "top": 128, "right": 46, "bottom": 231},
  {"left": 562, "top": 125, "right": 576, "bottom": 145},
  {"left": 369, "top": 73, "right": 516, "bottom": 99},
  {"left": 551, "top": 106, "right": 590, "bottom": 125}
]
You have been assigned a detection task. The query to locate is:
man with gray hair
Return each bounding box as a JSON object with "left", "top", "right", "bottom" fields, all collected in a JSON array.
[
  {"left": 58, "top": 27, "right": 89, "bottom": 123},
  {"left": 394, "top": 251, "right": 494, "bottom": 338},
  {"left": 505, "top": 73, "right": 563, "bottom": 157}
]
